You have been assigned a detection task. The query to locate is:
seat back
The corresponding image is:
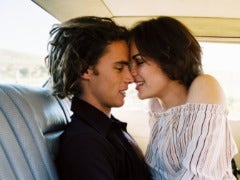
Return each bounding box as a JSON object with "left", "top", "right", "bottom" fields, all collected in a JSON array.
[
  {"left": 0, "top": 84, "right": 71, "bottom": 180},
  {"left": 230, "top": 120, "right": 240, "bottom": 166}
]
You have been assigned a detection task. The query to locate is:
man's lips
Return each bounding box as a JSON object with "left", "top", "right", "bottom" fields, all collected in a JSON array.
[{"left": 119, "top": 89, "right": 127, "bottom": 95}]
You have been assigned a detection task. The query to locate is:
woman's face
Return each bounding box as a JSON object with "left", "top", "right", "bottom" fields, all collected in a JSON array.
[{"left": 130, "top": 41, "right": 172, "bottom": 100}]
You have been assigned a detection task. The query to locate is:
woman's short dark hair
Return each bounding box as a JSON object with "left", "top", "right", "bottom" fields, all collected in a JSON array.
[
  {"left": 130, "top": 16, "right": 203, "bottom": 88},
  {"left": 45, "top": 16, "right": 128, "bottom": 98}
]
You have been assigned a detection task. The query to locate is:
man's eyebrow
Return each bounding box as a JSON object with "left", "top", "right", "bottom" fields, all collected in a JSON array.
[{"left": 114, "top": 61, "right": 130, "bottom": 65}]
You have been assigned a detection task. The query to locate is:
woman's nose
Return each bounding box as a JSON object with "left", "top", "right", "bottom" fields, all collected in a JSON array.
[
  {"left": 130, "top": 62, "right": 137, "bottom": 77},
  {"left": 125, "top": 69, "right": 134, "bottom": 83}
]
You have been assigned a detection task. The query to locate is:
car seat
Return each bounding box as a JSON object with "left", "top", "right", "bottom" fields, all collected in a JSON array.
[{"left": 0, "top": 84, "right": 71, "bottom": 180}]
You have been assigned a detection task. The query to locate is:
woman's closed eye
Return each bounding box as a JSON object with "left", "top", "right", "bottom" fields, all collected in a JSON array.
[
  {"left": 132, "top": 53, "right": 146, "bottom": 66},
  {"left": 135, "top": 58, "right": 145, "bottom": 65}
]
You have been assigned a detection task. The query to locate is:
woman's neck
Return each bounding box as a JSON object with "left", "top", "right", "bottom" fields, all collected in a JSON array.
[{"left": 159, "top": 82, "right": 188, "bottom": 110}]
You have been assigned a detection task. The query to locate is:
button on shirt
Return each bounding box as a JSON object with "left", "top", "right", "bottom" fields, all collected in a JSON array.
[{"left": 57, "top": 97, "right": 152, "bottom": 180}]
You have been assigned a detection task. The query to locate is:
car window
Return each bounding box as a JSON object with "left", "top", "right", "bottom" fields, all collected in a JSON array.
[{"left": 0, "top": 0, "right": 58, "bottom": 86}]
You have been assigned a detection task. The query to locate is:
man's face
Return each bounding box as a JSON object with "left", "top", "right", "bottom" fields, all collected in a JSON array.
[{"left": 82, "top": 40, "right": 133, "bottom": 115}]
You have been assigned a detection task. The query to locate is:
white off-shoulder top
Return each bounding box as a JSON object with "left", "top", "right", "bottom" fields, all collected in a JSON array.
[{"left": 145, "top": 103, "right": 238, "bottom": 180}]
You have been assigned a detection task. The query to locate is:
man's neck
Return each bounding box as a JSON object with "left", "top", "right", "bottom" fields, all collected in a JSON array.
[{"left": 78, "top": 96, "right": 111, "bottom": 117}]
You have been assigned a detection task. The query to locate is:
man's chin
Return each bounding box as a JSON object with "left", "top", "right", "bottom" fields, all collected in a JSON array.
[{"left": 113, "top": 101, "right": 124, "bottom": 107}]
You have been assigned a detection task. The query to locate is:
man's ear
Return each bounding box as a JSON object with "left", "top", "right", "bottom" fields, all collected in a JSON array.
[{"left": 81, "top": 68, "right": 94, "bottom": 80}]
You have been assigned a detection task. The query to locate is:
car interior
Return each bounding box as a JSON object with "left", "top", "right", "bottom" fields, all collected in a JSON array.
[
  {"left": 0, "top": 83, "right": 71, "bottom": 179},
  {"left": 0, "top": 0, "right": 240, "bottom": 179}
]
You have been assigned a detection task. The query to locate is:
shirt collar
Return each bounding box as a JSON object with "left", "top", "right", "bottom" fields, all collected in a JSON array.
[{"left": 71, "top": 97, "right": 127, "bottom": 136}]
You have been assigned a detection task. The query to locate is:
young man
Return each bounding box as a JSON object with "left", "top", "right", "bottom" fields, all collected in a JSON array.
[{"left": 46, "top": 16, "right": 152, "bottom": 180}]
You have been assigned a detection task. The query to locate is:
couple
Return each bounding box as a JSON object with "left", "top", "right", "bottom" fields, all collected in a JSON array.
[{"left": 46, "top": 16, "right": 238, "bottom": 179}]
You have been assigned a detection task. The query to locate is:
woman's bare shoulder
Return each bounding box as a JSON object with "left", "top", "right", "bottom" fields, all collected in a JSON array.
[{"left": 187, "top": 74, "right": 227, "bottom": 105}]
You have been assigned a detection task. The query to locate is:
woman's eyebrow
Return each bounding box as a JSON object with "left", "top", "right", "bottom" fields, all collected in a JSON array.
[{"left": 131, "top": 53, "right": 142, "bottom": 60}]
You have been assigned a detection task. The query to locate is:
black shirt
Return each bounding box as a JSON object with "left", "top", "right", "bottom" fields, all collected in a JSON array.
[{"left": 57, "top": 97, "right": 152, "bottom": 180}]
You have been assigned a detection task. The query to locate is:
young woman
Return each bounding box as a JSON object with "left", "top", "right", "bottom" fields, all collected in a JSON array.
[{"left": 130, "top": 16, "right": 238, "bottom": 179}]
